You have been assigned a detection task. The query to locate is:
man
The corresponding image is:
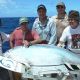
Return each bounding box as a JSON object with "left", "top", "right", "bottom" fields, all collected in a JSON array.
[
  {"left": 10, "top": 17, "right": 42, "bottom": 80},
  {"left": 51, "top": 2, "right": 68, "bottom": 43},
  {"left": 58, "top": 10, "right": 80, "bottom": 54},
  {"left": 32, "top": 4, "right": 57, "bottom": 44},
  {"left": 10, "top": 17, "right": 41, "bottom": 48}
]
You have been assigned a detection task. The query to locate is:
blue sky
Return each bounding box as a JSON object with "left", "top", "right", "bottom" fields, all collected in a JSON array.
[{"left": 0, "top": 0, "right": 80, "bottom": 17}]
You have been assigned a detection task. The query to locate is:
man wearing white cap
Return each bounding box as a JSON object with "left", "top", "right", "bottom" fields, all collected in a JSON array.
[{"left": 10, "top": 17, "right": 41, "bottom": 48}]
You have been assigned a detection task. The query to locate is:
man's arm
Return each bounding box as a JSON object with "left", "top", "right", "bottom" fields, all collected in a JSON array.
[
  {"left": 57, "top": 27, "right": 67, "bottom": 48},
  {"left": 30, "top": 30, "right": 43, "bottom": 45},
  {"left": 32, "top": 19, "right": 42, "bottom": 35}
]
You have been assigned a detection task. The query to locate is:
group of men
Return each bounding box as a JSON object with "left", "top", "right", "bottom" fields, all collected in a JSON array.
[
  {"left": 10, "top": 2, "right": 67, "bottom": 48},
  {"left": 0, "top": 1, "right": 80, "bottom": 80}
]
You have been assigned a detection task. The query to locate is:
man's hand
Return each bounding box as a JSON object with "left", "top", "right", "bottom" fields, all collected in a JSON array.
[
  {"left": 57, "top": 42, "right": 65, "bottom": 48},
  {"left": 23, "top": 40, "right": 32, "bottom": 47}
]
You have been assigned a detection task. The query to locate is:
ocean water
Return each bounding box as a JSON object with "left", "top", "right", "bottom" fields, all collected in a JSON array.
[{"left": 0, "top": 17, "right": 36, "bottom": 53}]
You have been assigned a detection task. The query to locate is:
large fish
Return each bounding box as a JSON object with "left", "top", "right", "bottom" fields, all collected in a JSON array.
[
  {"left": 0, "top": 44, "right": 80, "bottom": 80},
  {"left": 4, "top": 44, "right": 80, "bottom": 65}
]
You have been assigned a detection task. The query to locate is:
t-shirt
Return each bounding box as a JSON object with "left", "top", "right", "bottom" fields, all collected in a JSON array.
[
  {"left": 51, "top": 15, "right": 68, "bottom": 40},
  {"left": 12, "top": 27, "right": 40, "bottom": 46},
  {"left": 60, "top": 24, "right": 80, "bottom": 53}
]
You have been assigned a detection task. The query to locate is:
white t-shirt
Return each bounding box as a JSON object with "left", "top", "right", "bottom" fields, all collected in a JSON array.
[
  {"left": 50, "top": 15, "right": 68, "bottom": 40},
  {"left": 60, "top": 24, "right": 80, "bottom": 53}
]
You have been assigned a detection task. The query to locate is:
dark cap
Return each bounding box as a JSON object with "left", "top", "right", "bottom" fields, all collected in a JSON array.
[
  {"left": 68, "top": 10, "right": 80, "bottom": 21},
  {"left": 56, "top": 2, "right": 65, "bottom": 8},
  {"left": 37, "top": 4, "right": 46, "bottom": 12}
]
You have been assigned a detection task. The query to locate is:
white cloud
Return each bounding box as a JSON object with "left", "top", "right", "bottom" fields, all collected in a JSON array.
[
  {"left": 0, "top": 0, "right": 18, "bottom": 8},
  {"left": 0, "top": 0, "right": 16, "bottom": 4},
  {"left": 0, "top": 0, "right": 6, "bottom": 4}
]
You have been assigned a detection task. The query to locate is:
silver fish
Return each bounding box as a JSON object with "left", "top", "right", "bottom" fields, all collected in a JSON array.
[
  {"left": 4, "top": 44, "right": 80, "bottom": 65},
  {"left": 1, "top": 44, "right": 80, "bottom": 80}
]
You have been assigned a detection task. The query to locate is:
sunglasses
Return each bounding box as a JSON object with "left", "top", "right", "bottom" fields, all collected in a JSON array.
[
  {"left": 57, "top": 6, "right": 64, "bottom": 9},
  {"left": 68, "top": 18, "right": 76, "bottom": 21}
]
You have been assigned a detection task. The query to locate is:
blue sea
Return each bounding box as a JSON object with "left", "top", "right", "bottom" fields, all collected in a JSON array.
[{"left": 0, "top": 17, "right": 36, "bottom": 53}]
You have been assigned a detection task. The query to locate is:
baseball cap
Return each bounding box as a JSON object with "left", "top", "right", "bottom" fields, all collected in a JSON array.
[
  {"left": 68, "top": 10, "right": 80, "bottom": 21},
  {"left": 19, "top": 17, "right": 29, "bottom": 25},
  {"left": 56, "top": 2, "right": 65, "bottom": 8},
  {"left": 37, "top": 4, "right": 46, "bottom": 11}
]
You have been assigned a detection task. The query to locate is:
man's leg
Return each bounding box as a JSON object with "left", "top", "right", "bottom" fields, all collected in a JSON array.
[{"left": 12, "top": 72, "right": 21, "bottom": 80}]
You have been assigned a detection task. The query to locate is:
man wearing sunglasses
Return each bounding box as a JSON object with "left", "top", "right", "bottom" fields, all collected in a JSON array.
[
  {"left": 58, "top": 10, "right": 80, "bottom": 53},
  {"left": 51, "top": 2, "right": 68, "bottom": 44}
]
